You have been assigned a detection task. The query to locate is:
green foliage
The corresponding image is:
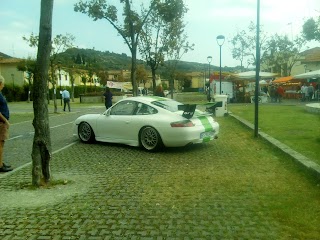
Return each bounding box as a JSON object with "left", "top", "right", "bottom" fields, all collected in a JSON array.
[
  {"left": 302, "top": 17, "right": 320, "bottom": 42},
  {"left": 230, "top": 21, "right": 269, "bottom": 68},
  {"left": 57, "top": 48, "right": 236, "bottom": 74},
  {"left": 263, "top": 34, "right": 305, "bottom": 75},
  {"left": 2, "top": 84, "right": 29, "bottom": 102},
  {"left": 57, "top": 48, "right": 141, "bottom": 71}
]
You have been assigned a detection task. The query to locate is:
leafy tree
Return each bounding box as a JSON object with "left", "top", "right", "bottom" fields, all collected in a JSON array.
[
  {"left": 162, "top": 19, "right": 194, "bottom": 98},
  {"left": 31, "top": 0, "right": 53, "bottom": 186},
  {"left": 23, "top": 33, "right": 75, "bottom": 112},
  {"left": 74, "top": 0, "right": 157, "bottom": 96},
  {"left": 81, "top": 74, "right": 88, "bottom": 94},
  {"left": 96, "top": 70, "right": 109, "bottom": 86},
  {"left": 139, "top": 0, "right": 187, "bottom": 93},
  {"left": 17, "top": 58, "right": 36, "bottom": 102},
  {"left": 175, "top": 72, "right": 191, "bottom": 88},
  {"left": 230, "top": 21, "right": 269, "bottom": 68},
  {"left": 136, "top": 64, "right": 148, "bottom": 88},
  {"left": 230, "top": 30, "right": 250, "bottom": 70},
  {"left": 302, "top": 16, "right": 320, "bottom": 42},
  {"left": 262, "top": 34, "right": 305, "bottom": 76}
]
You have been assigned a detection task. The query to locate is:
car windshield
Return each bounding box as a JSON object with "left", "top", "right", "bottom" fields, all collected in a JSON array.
[{"left": 151, "top": 100, "right": 183, "bottom": 112}]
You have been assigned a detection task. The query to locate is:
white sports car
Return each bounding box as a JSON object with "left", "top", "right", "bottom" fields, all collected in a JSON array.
[{"left": 73, "top": 96, "right": 219, "bottom": 151}]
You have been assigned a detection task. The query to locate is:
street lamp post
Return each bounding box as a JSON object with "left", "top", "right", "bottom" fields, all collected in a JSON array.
[
  {"left": 216, "top": 35, "right": 225, "bottom": 94},
  {"left": 207, "top": 56, "right": 212, "bottom": 102}
]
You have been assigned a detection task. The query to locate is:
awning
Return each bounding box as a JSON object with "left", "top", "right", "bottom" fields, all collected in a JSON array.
[
  {"left": 272, "top": 76, "right": 293, "bottom": 83},
  {"left": 234, "top": 71, "right": 277, "bottom": 80},
  {"left": 273, "top": 75, "right": 309, "bottom": 84},
  {"left": 293, "top": 69, "right": 320, "bottom": 79}
]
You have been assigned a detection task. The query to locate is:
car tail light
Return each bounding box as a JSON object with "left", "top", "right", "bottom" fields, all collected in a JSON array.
[{"left": 170, "top": 120, "right": 194, "bottom": 127}]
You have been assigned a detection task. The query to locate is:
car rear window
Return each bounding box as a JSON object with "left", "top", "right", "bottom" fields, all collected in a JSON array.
[{"left": 151, "top": 100, "right": 182, "bottom": 112}]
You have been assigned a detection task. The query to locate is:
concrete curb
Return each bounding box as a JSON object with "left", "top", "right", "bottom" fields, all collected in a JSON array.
[{"left": 229, "top": 113, "right": 320, "bottom": 179}]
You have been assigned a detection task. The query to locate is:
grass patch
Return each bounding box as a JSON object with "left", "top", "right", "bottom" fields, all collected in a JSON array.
[
  {"left": 139, "top": 117, "right": 320, "bottom": 238},
  {"left": 228, "top": 103, "right": 320, "bottom": 165},
  {"left": 10, "top": 113, "right": 34, "bottom": 124}
]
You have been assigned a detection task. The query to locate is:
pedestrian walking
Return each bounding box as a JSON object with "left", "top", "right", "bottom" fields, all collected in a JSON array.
[
  {"left": 0, "top": 75, "right": 13, "bottom": 172},
  {"left": 62, "top": 88, "right": 71, "bottom": 112}
]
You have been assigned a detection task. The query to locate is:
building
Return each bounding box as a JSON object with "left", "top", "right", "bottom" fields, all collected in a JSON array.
[
  {"left": 0, "top": 57, "right": 26, "bottom": 86},
  {"left": 292, "top": 47, "right": 320, "bottom": 75}
]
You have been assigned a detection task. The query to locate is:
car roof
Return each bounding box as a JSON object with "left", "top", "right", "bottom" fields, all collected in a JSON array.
[{"left": 124, "top": 96, "right": 174, "bottom": 104}]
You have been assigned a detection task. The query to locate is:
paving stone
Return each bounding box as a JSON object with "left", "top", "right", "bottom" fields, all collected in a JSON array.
[{"left": 0, "top": 116, "right": 319, "bottom": 239}]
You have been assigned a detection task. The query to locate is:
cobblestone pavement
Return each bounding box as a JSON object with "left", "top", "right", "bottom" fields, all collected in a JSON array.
[{"left": 0, "top": 109, "right": 319, "bottom": 239}]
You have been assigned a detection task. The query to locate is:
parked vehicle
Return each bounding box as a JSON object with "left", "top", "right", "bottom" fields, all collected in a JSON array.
[{"left": 74, "top": 96, "right": 219, "bottom": 151}]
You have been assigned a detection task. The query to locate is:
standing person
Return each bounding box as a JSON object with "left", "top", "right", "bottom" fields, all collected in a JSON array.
[
  {"left": 62, "top": 88, "right": 71, "bottom": 112},
  {"left": 103, "top": 87, "right": 113, "bottom": 109},
  {"left": 155, "top": 85, "right": 165, "bottom": 97},
  {"left": 0, "top": 75, "right": 13, "bottom": 172},
  {"left": 301, "top": 83, "right": 308, "bottom": 101},
  {"left": 269, "top": 84, "right": 276, "bottom": 103},
  {"left": 276, "top": 85, "right": 285, "bottom": 103},
  {"left": 307, "top": 83, "right": 314, "bottom": 101}
]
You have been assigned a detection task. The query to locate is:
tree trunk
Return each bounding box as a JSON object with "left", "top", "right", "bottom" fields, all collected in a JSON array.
[
  {"left": 72, "top": 83, "right": 75, "bottom": 102},
  {"left": 53, "top": 85, "right": 57, "bottom": 113},
  {"left": 31, "top": 0, "right": 53, "bottom": 186},
  {"left": 151, "top": 68, "right": 156, "bottom": 94},
  {"left": 131, "top": 44, "right": 137, "bottom": 96}
]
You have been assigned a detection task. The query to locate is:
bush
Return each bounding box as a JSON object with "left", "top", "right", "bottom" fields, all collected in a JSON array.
[{"left": 2, "top": 84, "right": 29, "bottom": 102}]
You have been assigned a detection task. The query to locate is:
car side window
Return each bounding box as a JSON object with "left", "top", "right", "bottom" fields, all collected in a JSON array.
[
  {"left": 110, "top": 101, "right": 137, "bottom": 115},
  {"left": 136, "top": 103, "right": 157, "bottom": 115}
]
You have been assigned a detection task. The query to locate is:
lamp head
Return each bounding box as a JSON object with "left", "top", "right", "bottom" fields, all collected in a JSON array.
[
  {"left": 207, "top": 56, "right": 212, "bottom": 63},
  {"left": 216, "top": 35, "right": 225, "bottom": 46}
]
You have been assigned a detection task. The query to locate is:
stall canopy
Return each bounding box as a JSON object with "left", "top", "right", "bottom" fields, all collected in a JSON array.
[
  {"left": 233, "top": 71, "right": 277, "bottom": 80},
  {"left": 272, "top": 76, "right": 293, "bottom": 83},
  {"left": 293, "top": 69, "right": 320, "bottom": 79}
]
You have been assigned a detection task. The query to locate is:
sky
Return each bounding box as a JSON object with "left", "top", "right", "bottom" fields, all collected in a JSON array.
[{"left": 0, "top": 0, "right": 319, "bottom": 68}]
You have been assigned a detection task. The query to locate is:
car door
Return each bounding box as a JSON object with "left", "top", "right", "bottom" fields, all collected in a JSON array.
[{"left": 95, "top": 100, "right": 138, "bottom": 142}]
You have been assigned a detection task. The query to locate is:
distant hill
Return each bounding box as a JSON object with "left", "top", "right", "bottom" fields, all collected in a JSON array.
[
  {"left": 56, "top": 48, "right": 241, "bottom": 74},
  {"left": 0, "top": 52, "right": 13, "bottom": 59},
  {"left": 56, "top": 48, "right": 144, "bottom": 71},
  {"left": 1, "top": 48, "right": 241, "bottom": 74}
]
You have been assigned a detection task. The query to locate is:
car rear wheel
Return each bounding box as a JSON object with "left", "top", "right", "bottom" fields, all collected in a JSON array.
[
  {"left": 78, "top": 122, "right": 95, "bottom": 143},
  {"left": 140, "top": 126, "right": 163, "bottom": 151}
]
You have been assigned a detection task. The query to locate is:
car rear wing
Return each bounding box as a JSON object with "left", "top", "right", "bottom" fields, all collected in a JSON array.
[
  {"left": 178, "top": 102, "right": 223, "bottom": 119},
  {"left": 203, "top": 102, "right": 223, "bottom": 114},
  {"left": 178, "top": 104, "right": 197, "bottom": 119}
]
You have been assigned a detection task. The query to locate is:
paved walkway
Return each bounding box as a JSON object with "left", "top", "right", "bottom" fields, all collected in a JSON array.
[{"left": 0, "top": 100, "right": 319, "bottom": 239}]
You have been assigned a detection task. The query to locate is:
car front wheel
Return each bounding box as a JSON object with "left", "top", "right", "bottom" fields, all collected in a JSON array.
[
  {"left": 78, "top": 122, "right": 95, "bottom": 143},
  {"left": 140, "top": 126, "right": 163, "bottom": 151}
]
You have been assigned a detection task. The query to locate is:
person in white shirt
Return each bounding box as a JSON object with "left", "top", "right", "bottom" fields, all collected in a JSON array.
[
  {"left": 301, "top": 83, "right": 308, "bottom": 102},
  {"left": 62, "top": 89, "right": 71, "bottom": 112}
]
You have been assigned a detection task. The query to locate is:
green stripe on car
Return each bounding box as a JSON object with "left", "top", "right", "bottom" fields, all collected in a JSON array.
[
  {"left": 198, "top": 116, "right": 213, "bottom": 143},
  {"left": 198, "top": 116, "right": 213, "bottom": 132}
]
